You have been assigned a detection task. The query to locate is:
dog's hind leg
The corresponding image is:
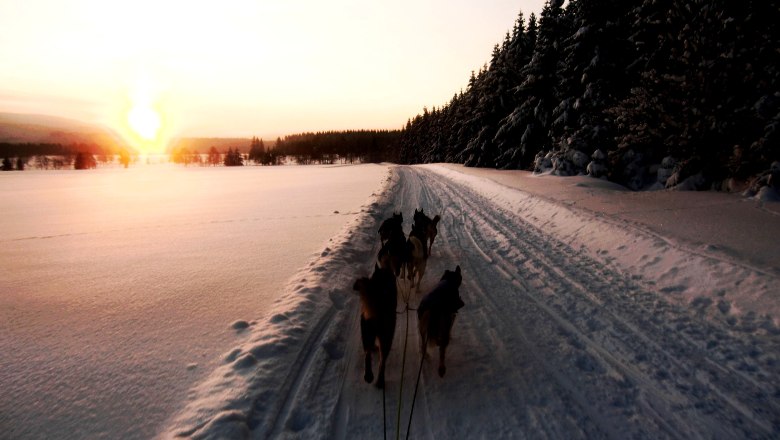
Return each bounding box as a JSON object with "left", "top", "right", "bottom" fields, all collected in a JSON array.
[
  {"left": 438, "top": 344, "right": 447, "bottom": 377},
  {"left": 375, "top": 329, "right": 393, "bottom": 389},
  {"left": 364, "top": 351, "right": 374, "bottom": 383},
  {"left": 375, "top": 355, "right": 386, "bottom": 389},
  {"left": 418, "top": 311, "right": 429, "bottom": 358},
  {"left": 437, "top": 314, "right": 455, "bottom": 377},
  {"left": 361, "top": 319, "right": 375, "bottom": 384}
]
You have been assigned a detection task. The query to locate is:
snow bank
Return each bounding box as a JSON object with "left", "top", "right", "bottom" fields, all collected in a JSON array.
[
  {"left": 156, "top": 170, "right": 397, "bottom": 439},
  {"left": 426, "top": 165, "right": 780, "bottom": 327}
]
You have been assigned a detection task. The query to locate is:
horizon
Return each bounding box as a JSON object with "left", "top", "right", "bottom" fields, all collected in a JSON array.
[{"left": 0, "top": 1, "right": 547, "bottom": 153}]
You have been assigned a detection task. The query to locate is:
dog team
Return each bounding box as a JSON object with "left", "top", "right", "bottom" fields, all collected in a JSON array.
[{"left": 353, "top": 208, "right": 465, "bottom": 389}]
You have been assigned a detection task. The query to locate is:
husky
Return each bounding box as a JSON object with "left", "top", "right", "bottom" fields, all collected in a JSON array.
[
  {"left": 378, "top": 224, "right": 408, "bottom": 278},
  {"left": 405, "top": 223, "right": 427, "bottom": 292},
  {"left": 378, "top": 212, "right": 403, "bottom": 246},
  {"left": 353, "top": 263, "right": 398, "bottom": 388},
  {"left": 413, "top": 208, "right": 441, "bottom": 257},
  {"left": 418, "top": 266, "right": 464, "bottom": 377}
]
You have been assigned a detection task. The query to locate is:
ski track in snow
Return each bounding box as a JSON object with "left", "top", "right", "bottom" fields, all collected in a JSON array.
[{"left": 160, "top": 165, "right": 780, "bottom": 439}]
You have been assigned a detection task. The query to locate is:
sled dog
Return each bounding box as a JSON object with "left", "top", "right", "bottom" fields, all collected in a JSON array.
[
  {"left": 378, "top": 212, "right": 403, "bottom": 246},
  {"left": 353, "top": 263, "right": 398, "bottom": 388},
  {"left": 378, "top": 222, "right": 408, "bottom": 278},
  {"left": 418, "top": 266, "right": 464, "bottom": 377},
  {"left": 413, "top": 208, "right": 441, "bottom": 257},
  {"left": 405, "top": 224, "right": 427, "bottom": 292}
]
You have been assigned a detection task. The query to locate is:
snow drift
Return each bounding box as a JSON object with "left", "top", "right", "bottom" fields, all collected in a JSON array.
[{"left": 160, "top": 164, "right": 779, "bottom": 439}]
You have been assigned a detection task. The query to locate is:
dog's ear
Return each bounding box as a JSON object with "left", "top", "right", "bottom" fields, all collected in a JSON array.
[{"left": 455, "top": 265, "right": 461, "bottom": 275}]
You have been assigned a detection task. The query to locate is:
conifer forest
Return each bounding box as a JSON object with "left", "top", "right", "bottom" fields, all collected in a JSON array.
[{"left": 399, "top": 0, "right": 780, "bottom": 191}]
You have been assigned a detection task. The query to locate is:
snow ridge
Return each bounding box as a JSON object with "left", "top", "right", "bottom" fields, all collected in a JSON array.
[
  {"left": 427, "top": 164, "right": 780, "bottom": 326},
  {"left": 157, "top": 169, "right": 398, "bottom": 439}
]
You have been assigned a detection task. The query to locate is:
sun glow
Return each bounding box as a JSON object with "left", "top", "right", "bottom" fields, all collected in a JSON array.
[
  {"left": 118, "top": 76, "right": 172, "bottom": 155},
  {"left": 128, "top": 103, "right": 161, "bottom": 141}
]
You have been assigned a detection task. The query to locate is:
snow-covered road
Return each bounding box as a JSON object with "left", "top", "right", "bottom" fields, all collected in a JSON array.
[{"left": 162, "top": 165, "right": 779, "bottom": 439}]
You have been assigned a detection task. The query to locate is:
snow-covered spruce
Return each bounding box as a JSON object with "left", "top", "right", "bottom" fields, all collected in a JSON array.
[{"left": 744, "top": 161, "right": 780, "bottom": 202}]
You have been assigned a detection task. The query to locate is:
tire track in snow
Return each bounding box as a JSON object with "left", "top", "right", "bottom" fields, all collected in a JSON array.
[
  {"left": 403, "top": 166, "right": 778, "bottom": 439},
  {"left": 249, "top": 165, "right": 778, "bottom": 439},
  {"left": 410, "top": 167, "right": 608, "bottom": 439}
]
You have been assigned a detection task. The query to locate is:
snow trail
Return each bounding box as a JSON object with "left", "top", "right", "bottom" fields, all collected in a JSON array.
[{"left": 162, "top": 165, "right": 779, "bottom": 439}]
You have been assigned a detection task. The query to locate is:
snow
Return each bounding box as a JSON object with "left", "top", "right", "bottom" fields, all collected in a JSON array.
[
  {"left": 160, "top": 164, "right": 779, "bottom": 439},
  {"left": 3, "top": 163, "right": 779, "bottom": 439},
  {"left": 0, "top": 164, "right": 390, "bottom": 440}
]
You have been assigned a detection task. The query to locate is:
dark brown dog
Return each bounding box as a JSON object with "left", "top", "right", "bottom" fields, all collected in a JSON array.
[
  {"left": 413, "top": 208, "right": 441, "bottom": 257},
  {"left": 378, "top": 212, "right": 403, "bottom": 246},
  {"left": 353, "top": 263, "right": 398, "bottom": 388},
  {"left": 418, "top": 266, "right": 464, "bottom": 377},
  {"left": 378, "top": 226, "right": 407, "bottom": 278},
  {"left": 426, "top": 215, "right": 441, "bottom": 256}
]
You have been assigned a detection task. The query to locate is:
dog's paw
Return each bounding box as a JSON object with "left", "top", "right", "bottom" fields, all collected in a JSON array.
[{"left": 438, "top": 365, "right": 446, "bottom": 377}]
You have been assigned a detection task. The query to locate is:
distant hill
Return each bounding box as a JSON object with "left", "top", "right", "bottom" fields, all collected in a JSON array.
[{"left": 0, "top": 112, "right": 127, "bottom": 155}]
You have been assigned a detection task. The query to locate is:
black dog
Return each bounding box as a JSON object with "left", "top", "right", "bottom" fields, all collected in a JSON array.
[
  {"left": 353, "top": 263, "right": 398, "bottom": 388},
  {"left": 378, "top": 212, "right": 403, "bottom": 246},
  {"left": 418, "top": 266, "right": 464, "bottom": 377}
]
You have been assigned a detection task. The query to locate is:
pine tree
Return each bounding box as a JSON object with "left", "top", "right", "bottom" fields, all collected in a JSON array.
[
  {"left": 208, "top": 147, "right": 221, "bottom": 166},
  {"left": 551, "top": 0, "right": 634, "bottom": 161},
  {"left": 513, "top": 0, "right": 568, "bottom": 168},
  {"left": 74, "top": 152, "right": 97, "bottom": 170},
  {"left": 248, "top": 137, "right": 266, "bottom": 164}
]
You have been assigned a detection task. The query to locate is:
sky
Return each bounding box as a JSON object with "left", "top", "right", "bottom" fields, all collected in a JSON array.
[{"left": 0, "top": 0, "right": 547, "bottom": 149}]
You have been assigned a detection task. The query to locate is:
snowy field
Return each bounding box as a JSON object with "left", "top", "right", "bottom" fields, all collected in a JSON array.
[
  {"left": 0, "top": 164, "right": 389, "bottom": 439},
  {"left": 160, "top": 164, "right": 779, "bottom": 439}
]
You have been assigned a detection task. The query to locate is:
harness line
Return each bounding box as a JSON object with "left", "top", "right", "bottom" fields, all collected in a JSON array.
[
  {"left": 395, "top": 276, "right": 412, "bottom": 440},
  {"left": 379, "top": 221, "right": 430, "bottom": 439},
  {"left": 405, "top": 330, "right": 429, "bottom": 440}
]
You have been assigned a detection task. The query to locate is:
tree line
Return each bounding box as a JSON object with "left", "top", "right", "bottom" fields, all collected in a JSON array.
[
  {"left": 168, "top": 131, "right": 401, "bottom": 167},
  {"left": 1, "top": 142, "right": 133, "bottom": 170},
  {"left": 399, "top": 0, "right": 779, "bottom": 190},
  {"left": 275, "top": 130, "right": 401, "bottom": 164}
]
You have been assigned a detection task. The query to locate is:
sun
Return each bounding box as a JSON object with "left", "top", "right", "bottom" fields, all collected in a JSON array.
[
  {"left": 128, "top": 103, "right": 161, "bottom": 141},
  {"left": 118, "top": 75, "right": 171, "bottom": 155}
]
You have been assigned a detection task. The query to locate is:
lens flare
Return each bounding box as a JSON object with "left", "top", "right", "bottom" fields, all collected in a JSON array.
[
  {"left": 128, "top": 103, "right": 161, "bottom": 140},
  {"left": 119, "top": 75, "right": 171, "bottom": 155}
]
